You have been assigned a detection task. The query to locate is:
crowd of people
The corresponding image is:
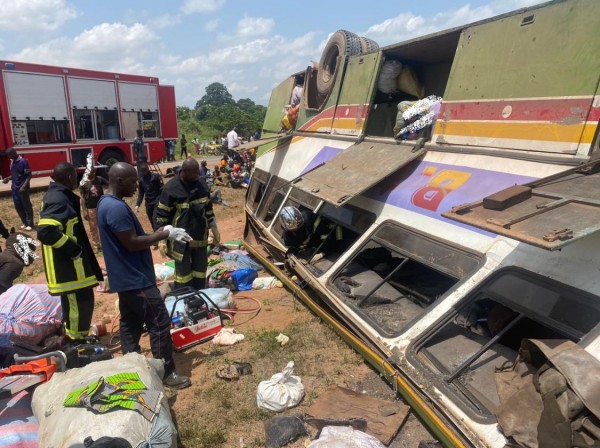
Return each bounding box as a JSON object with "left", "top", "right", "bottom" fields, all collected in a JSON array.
[{"left": 0, "top": 125, "right": 266, "bottom": 390}]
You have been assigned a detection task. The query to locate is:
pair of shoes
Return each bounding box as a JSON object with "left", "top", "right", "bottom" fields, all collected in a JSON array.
[
  {"left": 24, "top": 226, "right": 33, "bottom": 231},
  {"left": 163, "top": 372, "right": 191, "bottom": 389}
]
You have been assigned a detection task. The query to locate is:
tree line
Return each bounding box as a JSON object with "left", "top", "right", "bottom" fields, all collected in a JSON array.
[{"left": 176, "top": 82, "right": 267, "bottom": 141}]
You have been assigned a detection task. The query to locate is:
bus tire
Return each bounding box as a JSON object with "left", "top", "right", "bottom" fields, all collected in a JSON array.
[
  {"left": 359, "top": 36, "right": 379, "bottom": 53},
  {"left": 316, "top": 30, "right": 361, "bottom": 96},
  {"left": 98, "top": 148, "right": 126, "bottom": 171}
]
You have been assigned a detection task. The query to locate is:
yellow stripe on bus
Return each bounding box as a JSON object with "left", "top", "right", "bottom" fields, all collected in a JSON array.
[{"left": 435, "top": 121, "right": 596, "bottom": 143}]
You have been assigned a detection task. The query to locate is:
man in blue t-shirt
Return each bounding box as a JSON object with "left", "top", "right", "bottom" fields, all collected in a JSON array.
[
  {"left": 2, "top": 148, "right": 34, "bottom": 230},
  {"left": 97, "top": 162, "right": 192, "bottom": 390}
]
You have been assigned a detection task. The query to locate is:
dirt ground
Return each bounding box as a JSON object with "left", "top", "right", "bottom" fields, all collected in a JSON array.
[{"left": 0, "top": 180, "right": 435, "bottom": 447}]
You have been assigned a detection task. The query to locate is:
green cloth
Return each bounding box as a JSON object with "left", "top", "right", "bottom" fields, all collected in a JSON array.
[
  {"left": 208, "top": 257, "right": 224, "bottom": 266},
  {"left": 64, "top": 372, "right": 162, "bottom": 422}
]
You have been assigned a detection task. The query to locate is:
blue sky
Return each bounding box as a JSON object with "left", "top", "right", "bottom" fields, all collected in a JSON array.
[{"left": 0, "top": 0, "right": 545, "bottom": 107}]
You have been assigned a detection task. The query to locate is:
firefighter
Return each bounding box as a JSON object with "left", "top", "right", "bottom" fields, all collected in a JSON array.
[
  {"left": 38, "top": 162, "right": 103, "bottom": 344},
  {"left": 155, "top": 158, "right": 220, "bottom": 289},
  {"left": 279, "top": 206, "right": 344, "bottom": 258}
]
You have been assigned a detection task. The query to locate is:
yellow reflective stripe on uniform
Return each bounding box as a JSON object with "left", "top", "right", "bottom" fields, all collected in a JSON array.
[
  {"left": 190, "top": 197, "right": 208, "bottom": 205},
  {"left": 157, "top": 202, "right": 172, "bottom": 211},
  {"left": 66, "top": 293, "right": 79, "bottom": 337},
  {"left": 73, "top": 256, "right": 85, "bottom": 280},
  {"left": 39, "top": 218, "right": 63, "bottom": 229},
  {"left": 51, "top": 234, "right": 69, "bottom": 249},
  {"left": 66, "top": 217, "right": 78, "bottom": 242},
  {"left": 47, "top": 276, "right": 98, "bottom": 295},
  {"left": 42, "top": 245, "right": 57, "bottom": 285},
  {"left": 189, "top": 239, "right": 208, "bottom": 248},
  {"left": 313, "top": 216, "right": 321, "bottom": 232},
  {"left": 175, "top": 273, "right": 193, "bottom": 283},
  {"left": 191, "top": 271, "right": 206, "bottom": 279},
  {"left": 336, "top": 225, "right": 343, "bottom": 240}
]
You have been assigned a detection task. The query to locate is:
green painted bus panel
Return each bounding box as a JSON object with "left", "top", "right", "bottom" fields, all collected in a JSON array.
[
  {"left": 337, "top": 53, "right": 381, "bottom": 106},
  {"left": 263, "top": 77, "right": 294, "bottom": 133},
  {"left": 333, "top": 52, "right": 381, "bottom": 136},
  {"left": 297, "top": 59, "right": 347, "bottom": 133},
  {"left": 445, "top": 0, "right": 600, "bottom": 100},
  {"left": 296, "top": 104, "right": 318, "bottom": 131}
]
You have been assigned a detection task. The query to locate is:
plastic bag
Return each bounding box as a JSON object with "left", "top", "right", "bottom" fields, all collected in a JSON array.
[
  {"left": 0, "top": 284, "right": 62, "bottom": 349},
  {"left": 264, "top": 415, "right": 307, "bottom": 448},
  {"left": 377, "top": 60, "right": 402, "bottom": 94},
  {"left": 256, "top": 361, "right": 304, "bottom": 412},
  {"left": 231, "top": 268, "right": 258, "bottom": 291},
  {"left": 252, "top": 277, "right": 283, "bottom": 290},
  {"left": 154, "top": 264, "right": 175, "bottom": 282},
  {"left": 307, "top": 426, "right": 385, "bottom": 448},
  {"left": 212, "top": 327, "right": 245, "bottom": 346},
  {"left": 165, "top": 288, "right": 235, "bottom": 317}
]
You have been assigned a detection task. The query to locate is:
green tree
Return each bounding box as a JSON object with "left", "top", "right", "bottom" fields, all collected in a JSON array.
[
  {"left": 195, "top": 82, "right": 234, "bottom": 108},
  {"left": 176, "top": 106, "right": 192, "bottom": 121},
  {"left": 236, "top": 98, "right": 255, "bottom": 112}
]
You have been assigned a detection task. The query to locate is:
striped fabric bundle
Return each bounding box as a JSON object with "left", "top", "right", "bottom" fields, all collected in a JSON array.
[
  {"left": 0, "top": 390, "right": 39, "bottom": 448},
  {"left": 0, "top": 284, "right": 62, "bottom": 349}
]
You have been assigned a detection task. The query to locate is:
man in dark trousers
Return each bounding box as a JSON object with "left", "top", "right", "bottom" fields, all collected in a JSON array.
[
  {"left": 133, "top": 129, "right": 145, "bottom": 164},
  {"left": 97, "top": 162, "right": 191, "bottom": 389},
  {"left": 38, "top": 162, "right": 103, "bottom": 344},
  {"left": 2, "top": 148, "right": 34, "bottom": 231},
  {"left": 135, "top": 161, "right": 163, "bottom": 231},
  {"left": 155, "top": 158, "right": 220, "bottom": 289}
]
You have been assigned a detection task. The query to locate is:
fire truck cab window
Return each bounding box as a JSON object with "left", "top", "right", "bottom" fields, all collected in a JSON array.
[
  {"left": 415, "top": 269, "right": 600, "bottom": 420},
  {"left": 332, "top": 223, "right": 479, "bottom": 336}
]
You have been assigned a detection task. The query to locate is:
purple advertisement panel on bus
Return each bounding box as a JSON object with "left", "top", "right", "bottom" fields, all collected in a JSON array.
[{"left": 303, "top": 146, "right": 537, "bottom": 232}]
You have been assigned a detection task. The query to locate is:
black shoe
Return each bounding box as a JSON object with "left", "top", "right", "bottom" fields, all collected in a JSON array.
[{"left": 163, "top": 372, "right": 191, "bottom": 389}]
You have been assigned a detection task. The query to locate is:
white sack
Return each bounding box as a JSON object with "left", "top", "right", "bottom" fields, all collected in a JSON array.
[
  {"left": 307, "top": 426, "right": 386, "bottom": 448},
  {"left": 32, "top": 353, "right": 176, "bottom": 448},
  {"left": 256, "top": 361, "right": 304, "bottom": 412}
]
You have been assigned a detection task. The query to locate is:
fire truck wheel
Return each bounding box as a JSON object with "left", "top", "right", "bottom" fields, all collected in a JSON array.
[
  {"left": 316, "top": 30, "right": 361, "bottom": 96},
  {"left": 98, "top": 149, "right": 126, "bottom": 170}
]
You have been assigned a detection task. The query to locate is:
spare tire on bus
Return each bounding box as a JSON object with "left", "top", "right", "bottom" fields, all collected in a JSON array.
[
  {"left": 316, "top": 30, "right": 361, "bottom": 96},
  {"left": 359, "top": 36, "right": 379, "bottom": 53}
]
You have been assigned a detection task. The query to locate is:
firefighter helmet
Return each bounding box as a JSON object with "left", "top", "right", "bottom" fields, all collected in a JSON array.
[{"left": 279, "top": 206, "right": 304, "bottom": 231}]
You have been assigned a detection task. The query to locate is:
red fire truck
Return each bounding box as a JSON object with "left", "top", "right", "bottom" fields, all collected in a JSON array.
[{"left": 0, "top": 60, "right": 178, "bottom": 177}]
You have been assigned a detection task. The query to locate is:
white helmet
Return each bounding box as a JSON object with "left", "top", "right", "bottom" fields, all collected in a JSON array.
[{"left": 279, "top": 206, "right": 304, "bottom": 231}]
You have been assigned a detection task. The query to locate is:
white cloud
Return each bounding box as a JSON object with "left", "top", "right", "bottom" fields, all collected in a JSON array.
[
  {"left": 204, "top": 19, "right": 219, "bottom": 32},
  {"left": 363, "top": 0, "right": 546, "bottom": 45},
  {"left": 10, "top": 23, "right": 160, "bottom": 74},
  {"left": 236, "top": 16, "right": 274, "bottom": 37},
  {"left": 0, "top": 0, "right": 78, "bottom": 31},
  {"left": 158, "top": 31, "right": 322, "bottom": 106},
  {"left": 181, "top": 0, "right": 226, "bottom": 15}
]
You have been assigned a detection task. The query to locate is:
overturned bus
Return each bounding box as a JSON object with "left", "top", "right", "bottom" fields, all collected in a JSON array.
[{"left": 243, "top": 0, "right": 600, "bottom": 446}]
